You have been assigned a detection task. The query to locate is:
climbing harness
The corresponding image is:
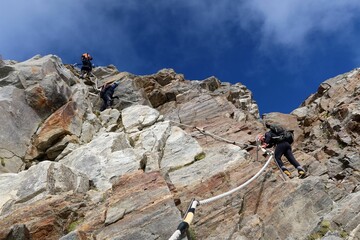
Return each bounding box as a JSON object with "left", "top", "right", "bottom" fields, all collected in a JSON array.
[
  {"left": 72, "top": 63, "right": 96, "bottom": 81},
  {"left": 255, "top": 134, "right": 287, "bottom": 181},
  {"left": 168, "top": 145, "right": 274, "bottom": 240}
]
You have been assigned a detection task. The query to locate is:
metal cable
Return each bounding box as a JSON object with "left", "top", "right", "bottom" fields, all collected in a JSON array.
[{"left": 169, "top": 120, "right": 258, "bottom": 149}]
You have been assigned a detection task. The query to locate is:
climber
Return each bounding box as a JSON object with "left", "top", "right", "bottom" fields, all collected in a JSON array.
[
  {"left": 100, "top": 81, "right": 120, "bottom": 111},
  {"left": 259, "top": 123, "right": 306, "bottom": 178},
  {"left": 80, "top": 53, "right": 93, "bottom": 79}
]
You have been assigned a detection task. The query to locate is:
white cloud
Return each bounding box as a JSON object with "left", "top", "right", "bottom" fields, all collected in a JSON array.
[
  {"left": 1, "top": 0, "right": 360, "bottom": 68},
  {"left": 240, "top": 0, "right": 360, "bottom": 48}
]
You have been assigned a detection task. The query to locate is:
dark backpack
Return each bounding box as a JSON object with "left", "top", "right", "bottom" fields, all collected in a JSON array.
[
  {"left": 100, "top": 84, "right": 109, "bottom": 98},
  {"left": 269, "top": 124, "right": 294, "bottom": 144},
  {"left": 100, "top": 82, "right": 119, "bottom": 98}
]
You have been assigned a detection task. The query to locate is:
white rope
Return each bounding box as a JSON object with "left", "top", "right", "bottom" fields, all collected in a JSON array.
[
  {"left": 90, "top": 72, "right": 99, "bottom": 90},
  {"left": 168, "top": 147, "right": 273, "bottom": 239},
  {"left": 168, "top": 230, "right": 182, "bottom": 240},
  {"left": 168, "top": 200, "right": 199, "bottom": 240},
  {"left": 198, "top": 151, "right": 273, "bottom": 205},
  {"left": 88, "top": 92, "right": 98, "bottom": 97}
]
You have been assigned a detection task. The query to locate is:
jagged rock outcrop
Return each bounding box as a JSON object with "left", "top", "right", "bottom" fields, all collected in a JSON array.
[
  {"left": 0, "top": 55, "right": 358, "bottom": 240},
  {"left": 0, "top": 85, "right": 41, "bottom": 173},
  {"left": 0, "top": 161, "right": 89, "bottom": 217}
]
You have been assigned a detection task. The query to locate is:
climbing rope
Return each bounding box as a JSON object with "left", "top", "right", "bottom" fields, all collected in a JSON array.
[
  {"left": 168, "top": 146, "right": 274, "bottom": 240},
  {"left": 169, "top": 120, "right": 258, "bottom": 149},
  {"left": 199, "top": 150, "right": 273, "bottom": 205},
  {"left": 169, "top": 199, "right": 199, "bottom": 240},
  {"left": 90, "top": 72, "right": 99, "bottom": 90}
]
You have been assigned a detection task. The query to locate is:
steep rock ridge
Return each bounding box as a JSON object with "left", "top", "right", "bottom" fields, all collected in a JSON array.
[
  {"left": 0, "top": 55, "right": 358, "bottom": 240},
  {"left": 0, "top": 55, "right": 258, "bottom": 239},
  {"left": 178, "top": 70, "right": 359, "bottom": 240},
  {"left": 0, "top": 55, "right": 76, "bottom": 173},
  {"left": 292, "top": 69, "right": 360, "bottom": 196},
  {"left": 294, "top": 69, "right": 359, "bottom": 160}
]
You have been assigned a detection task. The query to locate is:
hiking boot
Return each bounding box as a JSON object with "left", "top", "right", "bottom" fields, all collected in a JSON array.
[
  {"left": 280, "top": 166, "right": 292, "bottom": 177},
  {"left": 297, "top": 166, "right": 306, "bottom": 178},
  {"left": 281, "top": 168, "right": 292, "bottom": 178},
  {"left": 298, "top": 170, "right": 306, "bottom": 178},
  {"left": 283, "top": 170, "right": 292, "bottom": 178}
]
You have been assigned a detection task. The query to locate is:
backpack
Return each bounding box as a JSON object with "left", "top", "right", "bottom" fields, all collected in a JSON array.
[
  {"left": 269, "top": 124, "right": 294, "bottom": 144},
  {"left": 100, "top": 84, "right": 109, "bottom": 98},
  {"left": 100, "top": 82, "right": 118, "bottom": 98},
  {"left": 82, "top": 53, "right": 92, "bottom": 61}
]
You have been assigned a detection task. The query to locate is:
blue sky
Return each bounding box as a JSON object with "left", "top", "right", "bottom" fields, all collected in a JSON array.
[{"left": 1, "top": 0, "right": 360, "bottom": 114}]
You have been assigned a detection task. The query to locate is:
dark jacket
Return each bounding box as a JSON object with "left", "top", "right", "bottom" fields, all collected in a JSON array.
[
  {"left": 264, "top": 131, "right": 277, "bottom": 147},
  {"left": 81, "top": 53, "right": 93, "bottom": 72},
  {"left": 100, "top": 82, "right": 119, "bottom": 98}
]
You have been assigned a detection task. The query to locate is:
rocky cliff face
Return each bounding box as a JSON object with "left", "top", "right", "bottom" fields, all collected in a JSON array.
[{"left": 0, "top": 55, "right": 358, "bottom": 240}]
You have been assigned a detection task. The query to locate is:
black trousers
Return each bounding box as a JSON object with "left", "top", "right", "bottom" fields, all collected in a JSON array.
[
  {"left": 81, "top": 60, "right": 92, "bottom": 73},
  {"left": 274, "top": 141, "right": 301, "bottom": 170},
  {"left": 100, "top": 94, "right": 113, "bottom": 111}
]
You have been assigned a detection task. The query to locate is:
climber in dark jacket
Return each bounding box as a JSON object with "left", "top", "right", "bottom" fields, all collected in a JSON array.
[
  {"left": 100, "top": 81, "right": 119, "bottom": 111},
  {"left": 260, "top": 125, "right": 306, "bottom": 178},
  {"left": 80, "top": 53, "right": 93, "bottom": 78}
]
